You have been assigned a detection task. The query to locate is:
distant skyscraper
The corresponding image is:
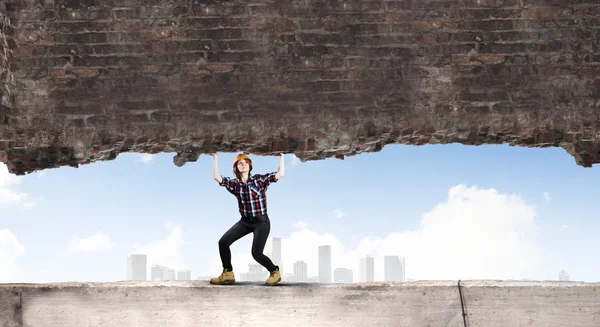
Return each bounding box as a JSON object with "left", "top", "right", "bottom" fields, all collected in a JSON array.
[
  {"left": 399, "top": 256, "right": 405, "bottom": 281},
  {"left": 294, "top": 261, "right": 308, "bottom": 283},
  {"left": 151, "top": 265, "right": 162, "bottom": 280},
  {"left": 384, "top": 255, "right": 405, "bottom": 282},
  {"left": 558, "top": 270, "right": 570, "bottom": 281},
  {"left": 151, "top": 265, "right": 164, "bottom": 280},
  {"left": 241, "top": 264, "right": 268, "bottom": 281},
  {"left": 126, "top": 254, "right": 147, "bottom": 281},
  {"left": 272, "top": 237, "right": 282, "bottom": 267},
  {"left": 334, "top": 268, "right": 353, "bottom": 283},
  {"left": 163, "top": 268, "right": 175, "bottom": 280},
  {"left": 319, "top": 245, "right": 331, "bottom": 283},
  {"left": 177, "top": 269, "right": 191, "bottom": 280},
  {"left": 249, "top": 264, "right": 264, "bottom": 274},
  {"left": 151, "top": 265, "right": 175, "bottom": 280},
  {"left": 360, "top": 256, "right": 374, "bottom": 282}
]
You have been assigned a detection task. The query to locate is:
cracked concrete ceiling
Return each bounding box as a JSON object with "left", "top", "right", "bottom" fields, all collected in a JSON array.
[{"left": 1, "top": 0, "right": 599, "bottom": 175}]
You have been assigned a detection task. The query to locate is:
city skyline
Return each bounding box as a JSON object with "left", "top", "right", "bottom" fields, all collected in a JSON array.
[
  {"left": 125, "top": 237, "right": 407, "bottom": 283},
  {"left": 126, "top": 239, "right": 572, "bottom": 283}
]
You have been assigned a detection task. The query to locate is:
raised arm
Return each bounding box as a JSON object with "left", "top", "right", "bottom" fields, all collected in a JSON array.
[
  {"left": 275, "top": 153, "right": 285, "bottom": 180},
  {"left": 209, "top": 153, "right": 223, "bottom": 184}
]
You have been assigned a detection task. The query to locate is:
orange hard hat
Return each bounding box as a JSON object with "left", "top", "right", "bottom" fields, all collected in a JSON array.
[{"left": 233, "top": 153, "right": 252, "bottom": 169}]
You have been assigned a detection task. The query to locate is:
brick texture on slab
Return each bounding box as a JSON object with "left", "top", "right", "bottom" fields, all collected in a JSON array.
[{"left": 1, "top": 0, "right": 600, "bottom": 175}]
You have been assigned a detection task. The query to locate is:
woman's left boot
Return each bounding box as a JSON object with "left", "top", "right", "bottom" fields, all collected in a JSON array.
[{"left": 265, "top": 268, "right": 281, "bottom": 286}]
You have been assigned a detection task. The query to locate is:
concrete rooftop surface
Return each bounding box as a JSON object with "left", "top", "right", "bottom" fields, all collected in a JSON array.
[{"left": 0, "top": 280, "right": 599, "bottom": 327}]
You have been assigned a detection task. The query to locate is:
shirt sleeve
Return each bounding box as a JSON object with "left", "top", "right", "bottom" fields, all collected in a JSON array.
[
  {"left": 256, "top": 172, "right": 278, "bottom": 189},
  {"left": 219, "top": 176, "right": 236, "bottom": 195}
]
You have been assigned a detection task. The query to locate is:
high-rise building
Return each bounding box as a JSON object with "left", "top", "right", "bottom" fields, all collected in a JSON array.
[
  {"left": 126, "top": 254, "right": 147, "bottom": 281},
  {"left": 294, "top": 261, "right": 308, "bottom": 283},
  {"left": 151, "top": 265, "right": 165, "bottom": 280},
  {"left": 163, "top": 268, "right": 175, "bottom": 280},
  {"left": 249, "top": 264, "right": 264, "bottom": 273},
  {"left": 306, "top": 276, "right": 318, "bottom": 283},
  {"left": 151, "top": 265, "right": 162, "bottom": 280},
  {"left": 241, "top": 264, "right": 268, "bottom": 282},
  {"left": 384, "top": 255, "right": 405, "bottom": 282},
  {"left": 558, "top": 270, "right": 570, "bottom": 281},
  {"left": 334, "top": 268, "right": 353, "bottom": 283},
  {"left": 151, "top": 265, "right": 175, "bottom": 280},
  {"left": 399, "top": 256, "right": 405, "bottom": 281},
  {"left": 319, "top": 245, "right": 331, "bottom": 283},
  {"left": 272, "top": 237, "right": 282, "bottom": 267},
  {"left": 359, "top": 255, "right": 374, "bottom": 282},
  {"left": 177, "top": 269, "right": 191, "bottom": 280}
]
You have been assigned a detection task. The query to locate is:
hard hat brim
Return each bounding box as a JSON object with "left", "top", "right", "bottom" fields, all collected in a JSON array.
[{"left": 233, "top": 154, "right": 252, "bottom": 168}]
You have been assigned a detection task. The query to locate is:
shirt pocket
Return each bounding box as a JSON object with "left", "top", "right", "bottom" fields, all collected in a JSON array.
[{"left": 249, "top": 185, "right": 262, "bottom": 198}]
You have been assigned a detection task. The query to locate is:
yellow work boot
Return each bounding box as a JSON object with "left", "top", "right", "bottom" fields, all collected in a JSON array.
[
  {"left": 210, "top": 269, "right": 235, "bottom": 285},
  {"left": 265, "top": 268, "right": 281, "bottom": 286}
]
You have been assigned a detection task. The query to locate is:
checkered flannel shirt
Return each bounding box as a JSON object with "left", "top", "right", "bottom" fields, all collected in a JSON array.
[{"left": 219, "top": 172, "right": 278, "bottom": 218}]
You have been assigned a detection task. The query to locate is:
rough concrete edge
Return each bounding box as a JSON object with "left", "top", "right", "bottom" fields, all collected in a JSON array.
[
  {"left": 0, "top": 4, "right": 15, "bottom": 118},
  {"left": 0, "top": 0, "right": 16, "bottom": 169},
  {"left": 0, "top": 280, "right": 597, "bottom": 289},
  {"left": 0, "top": 286, "right": 22, "bottom": 327}
]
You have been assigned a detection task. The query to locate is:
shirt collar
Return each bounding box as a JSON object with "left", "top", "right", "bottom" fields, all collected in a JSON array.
[{"left": 237, "top": 174, "right": 253, "bottom": 183}]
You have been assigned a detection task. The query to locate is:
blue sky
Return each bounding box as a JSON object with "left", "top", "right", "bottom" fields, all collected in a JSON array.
[{"left": 1, "top": 143, "right": 599, "bottom": 283}]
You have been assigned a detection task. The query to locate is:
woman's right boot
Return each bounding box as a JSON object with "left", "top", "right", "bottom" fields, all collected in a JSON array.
[{"left": 210, "top": 269, "right": 235, "bottom": 285}]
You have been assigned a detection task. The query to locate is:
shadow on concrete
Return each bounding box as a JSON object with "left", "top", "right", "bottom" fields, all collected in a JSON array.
[{"left": 202, "top": 281, "right": 318, "bottom": 287}]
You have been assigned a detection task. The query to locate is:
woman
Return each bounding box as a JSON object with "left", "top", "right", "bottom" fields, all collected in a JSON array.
[{"left": 208, "top": 152, "right": 284, "bottom": 285}]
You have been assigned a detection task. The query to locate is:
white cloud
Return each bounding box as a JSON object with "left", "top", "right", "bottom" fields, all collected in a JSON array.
[
  {"left": 543, "top": 192, "right": 551, "bottom": 202},
  {"left": 229, "top": 184, "right": 541, "bottom": 282},
  {"left": 0, "top": 163, "right": 32, "bottom": 208},
  {"left": 132, "top": 222, "right": 189, "bottom": 277},
  {"left": 291, "top": 156, "right": 300, "bottom": 166},
  {"left": 332, "top": 208, "right": 347, "bottom": 219},
  {"left": 560, "top": 225, "right": 568, "bottom": 230},
  {"left": 293, "top": 220, "right": 308, "bottom": 229},
  {"left": 286, "top": 154, "right": 300, "bottom": 168},
  {"left": 137, "top": 154, "right": 154, "bottom": 164},
  {"left": 0, "top": 229, "right": 25, "bottom": 282},
  {"left": 0, "top": 164, "right": 21, "bottom": 188},
  {"left": 68, "top": 232, "right": 115, "bottom": 254},
  {"left": 350, "top": 185, "right": 541, "bottom": 281},
  {"left": 21, "top": 201, "right": 36, "bottom": 209}
]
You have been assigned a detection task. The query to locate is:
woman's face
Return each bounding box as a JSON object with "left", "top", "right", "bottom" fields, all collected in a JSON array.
[{"left": 237, "top": 159, "right": 250, "bottom": 173}]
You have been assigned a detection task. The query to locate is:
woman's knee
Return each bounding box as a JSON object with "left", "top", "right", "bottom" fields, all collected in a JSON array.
[
  {"left": 251, "top": 249, "right": 264, "bottom": 260},
  {"left": 218, "top": 237, "right": 231, "bottom": 247}
]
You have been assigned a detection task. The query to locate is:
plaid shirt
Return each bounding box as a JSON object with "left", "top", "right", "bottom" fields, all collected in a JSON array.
[{"left": 220, "top": 172, "right": 278, "bottom": 218}]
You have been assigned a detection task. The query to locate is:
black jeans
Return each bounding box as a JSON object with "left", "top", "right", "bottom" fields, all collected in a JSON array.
[{"left": 218, "top": 214, "right": 279, "bottom": 273}]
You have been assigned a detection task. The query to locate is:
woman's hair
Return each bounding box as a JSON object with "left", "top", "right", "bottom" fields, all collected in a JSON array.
[{"left": 233, "top": 159, "right": 253, "bottom": 180}]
